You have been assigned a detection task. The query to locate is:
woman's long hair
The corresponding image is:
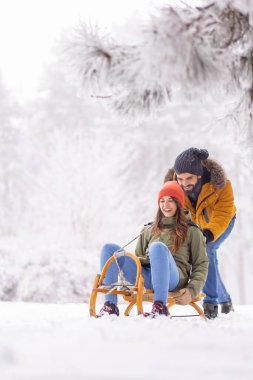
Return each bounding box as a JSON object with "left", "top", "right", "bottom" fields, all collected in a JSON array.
[{"left": 152, "top": 197, "right": 188, "bottom": 253}]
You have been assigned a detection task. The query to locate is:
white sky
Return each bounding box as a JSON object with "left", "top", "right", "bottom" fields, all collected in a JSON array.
[{"left": 0, "top": 0, "right": 169, "bottom": 101}]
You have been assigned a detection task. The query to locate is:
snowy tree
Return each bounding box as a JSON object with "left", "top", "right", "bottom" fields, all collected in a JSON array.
[
  {"left": 0, "top": 75, "right": 22, "bottom": 235},
  {"left": 20, "top": 60, "right": 125, "bottom": 246}
]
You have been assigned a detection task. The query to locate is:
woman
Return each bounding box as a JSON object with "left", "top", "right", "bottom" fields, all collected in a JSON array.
[{"left": 98, "top": 181, "right": 208, "bottom": 318}]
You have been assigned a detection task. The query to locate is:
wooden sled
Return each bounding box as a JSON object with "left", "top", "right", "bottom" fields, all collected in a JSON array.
[{"left": 89, "top": 251, "right": 207, "bottom": 319}]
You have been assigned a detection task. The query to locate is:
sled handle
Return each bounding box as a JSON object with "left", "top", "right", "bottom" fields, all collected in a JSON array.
[{"left": 99, "top": 252, "right": 142, "bottom": 288}]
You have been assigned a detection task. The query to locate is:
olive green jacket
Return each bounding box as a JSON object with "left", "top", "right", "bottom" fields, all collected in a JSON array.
[{"left": 135, "top": 214, "right": 209, "bottom": 298}]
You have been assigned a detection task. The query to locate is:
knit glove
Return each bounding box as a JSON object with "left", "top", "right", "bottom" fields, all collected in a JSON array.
[
  {"left": 173, "top": 288, "right": 192, "bottom": 305},
  {"left": 138, "top": 257, "right": 150, "bottom": 267},
  {"left": 203, "top": 229, "right": 214, "bottom": 244}
]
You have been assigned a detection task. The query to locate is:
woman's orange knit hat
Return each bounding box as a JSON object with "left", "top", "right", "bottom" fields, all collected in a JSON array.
[{"left": 158, "top": 181, "right": 185, "bottom": 207}]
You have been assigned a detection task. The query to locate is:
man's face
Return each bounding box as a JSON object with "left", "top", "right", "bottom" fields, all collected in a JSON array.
[{"left": 176, "top": 173, "right": 201, "bottom": 194}]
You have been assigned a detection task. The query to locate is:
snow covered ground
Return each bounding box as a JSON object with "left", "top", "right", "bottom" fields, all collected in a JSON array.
[{"left": 1, "top": 302, "right": 253, "bottom": 380}]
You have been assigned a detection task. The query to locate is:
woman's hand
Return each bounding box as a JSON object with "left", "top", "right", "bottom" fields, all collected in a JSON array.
[{"left": 173, "top": 288, "right": 192, "bottom": 305}]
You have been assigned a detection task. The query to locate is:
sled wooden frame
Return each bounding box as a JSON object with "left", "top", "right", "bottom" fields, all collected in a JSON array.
[
  {"left": 123, "top": 290, "right": 207, "bottom": 319},
  {"left": 89, "top": 252, "right": 206, "bottom": 319},
  {"left": 89, "top": 252, "right": 144, "bottom": 317}
]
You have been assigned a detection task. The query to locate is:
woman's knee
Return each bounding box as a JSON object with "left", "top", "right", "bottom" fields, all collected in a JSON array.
[
  {"left": 102, "top": 243, "right": 120, "bottom": 251},
  {"left": 100, "top": 243, "right": 120, "bottom": 259},
  {"left": 149, "top": 242, "right": 169, "bottom": 256},
  {"left": 100, "top": 243, "right": 122, "bottom": 271}
]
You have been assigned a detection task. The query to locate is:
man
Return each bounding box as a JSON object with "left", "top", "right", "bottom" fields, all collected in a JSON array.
[{"left": 164, "top": 147, "right": 236, "bottom": 319}]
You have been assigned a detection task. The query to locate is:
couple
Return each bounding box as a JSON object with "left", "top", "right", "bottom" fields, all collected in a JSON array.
[{"left": 97, "top": 148, "right": 236, "bottom": 319}]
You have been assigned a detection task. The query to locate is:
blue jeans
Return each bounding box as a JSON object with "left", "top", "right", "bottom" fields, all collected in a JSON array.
[
  {"left": 100, "top": 242, "right": 180, "bottom": 305},
  {"left": 203, "top": 216, "right": 236, "bottom": 305}
]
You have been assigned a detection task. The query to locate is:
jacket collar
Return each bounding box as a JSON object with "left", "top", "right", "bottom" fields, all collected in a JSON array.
[{"left": 161, "top": 216, "right": 175, "bottom": 227}]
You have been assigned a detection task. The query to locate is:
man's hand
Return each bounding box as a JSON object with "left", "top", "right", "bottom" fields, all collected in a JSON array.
[
  {"left": 173, "top": 288, "right": 192, "bottom": 305},
  {"left": 202, "top": 229, "right": 214, "bottom": 244}
]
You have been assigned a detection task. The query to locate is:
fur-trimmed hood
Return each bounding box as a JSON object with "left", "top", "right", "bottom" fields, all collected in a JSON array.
[{"left": 164, "top": 158, "right": 226, "bottom": 189}]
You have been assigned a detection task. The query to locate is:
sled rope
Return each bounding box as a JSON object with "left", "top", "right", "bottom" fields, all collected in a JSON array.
[{"left": 171, "top": 315, "right": 200, "bottom": 318}]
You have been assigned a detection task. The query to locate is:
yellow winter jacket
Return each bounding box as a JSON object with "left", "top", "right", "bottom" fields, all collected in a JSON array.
[
  {"left": 183, "top": 179, "right": 236, "bottom": 241},
  {"left": 164, "top": 159, "right": 236, "bottom": 241}
]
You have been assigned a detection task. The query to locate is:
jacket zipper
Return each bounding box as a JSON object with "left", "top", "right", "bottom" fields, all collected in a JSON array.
[{"left": 197, "top": 191, "right": 215, "bottom": 210}]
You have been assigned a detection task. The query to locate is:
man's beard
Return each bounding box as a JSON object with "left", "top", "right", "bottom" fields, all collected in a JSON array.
[{"left": 182, "top": 180, "right": 201, "bottom": 196}]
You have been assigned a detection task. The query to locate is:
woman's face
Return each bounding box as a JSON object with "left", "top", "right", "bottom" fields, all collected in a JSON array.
[{"left": 159, "top": 196, "right": 177, "bottom": 217}]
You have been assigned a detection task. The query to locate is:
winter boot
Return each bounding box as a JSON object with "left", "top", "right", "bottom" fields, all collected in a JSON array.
[
  {"left": 220, "top": 300, "right": 234, "bottom": 314},
  {"left": 98, "top": 301, "right": 119, "bottom": 317},
  {"left": 144, "top": 301, "right": 171, "bottom": 319},
  {"left": 203, "top": 302, "right": 218, "bottom": 319}
]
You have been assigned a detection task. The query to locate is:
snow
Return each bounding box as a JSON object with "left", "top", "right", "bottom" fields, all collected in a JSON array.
[{"left": 1, "top": 301, "right": 253, "bottom": 380}]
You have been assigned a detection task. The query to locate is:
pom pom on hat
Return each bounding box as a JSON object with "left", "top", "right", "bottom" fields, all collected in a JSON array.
[
  {"left": 158, "top": 181, "right": 185, "bottom": 207},
  {"left": 174, "top": 147, "right": 209, "bottom": 176}
]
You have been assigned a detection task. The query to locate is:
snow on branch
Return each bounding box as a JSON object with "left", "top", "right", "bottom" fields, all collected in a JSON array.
[
  {"left": 66, "top": 1, "right": 253, "bottom": 119},
  {"left": 65, "top": 25, "right": 121, "bottom": 88},
  {"left": 66, "top": 0, "right": 253, "bottom": 164},
  {"left": 65, "top": 23, "right": 171, "bottom": 116},
  {"left": 65, "top": 1, "right": 253, "bottom": 160}
]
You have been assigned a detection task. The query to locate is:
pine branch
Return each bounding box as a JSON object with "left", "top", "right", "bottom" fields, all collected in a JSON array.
[
  {"left": 67, "top": 1, "right": 253, "bottom": 119},
  {"left": 65, "top": 24, "right": 126, "bottom": 89}
]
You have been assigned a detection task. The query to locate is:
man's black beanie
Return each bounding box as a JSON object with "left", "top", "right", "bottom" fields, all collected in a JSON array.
[{"left": 174, "top": 147, "right": 209, "bottom": 176}]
